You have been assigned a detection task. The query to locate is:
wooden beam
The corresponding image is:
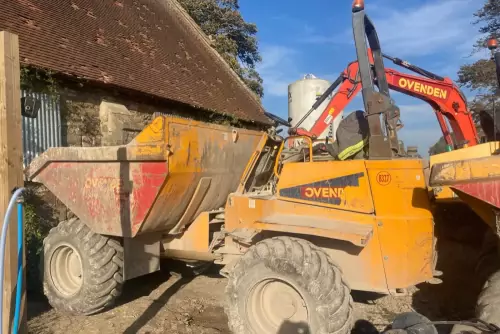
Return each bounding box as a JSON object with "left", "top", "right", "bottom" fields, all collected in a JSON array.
[{"left": 0, "top": 31, "right": 25, "bottom": 333}]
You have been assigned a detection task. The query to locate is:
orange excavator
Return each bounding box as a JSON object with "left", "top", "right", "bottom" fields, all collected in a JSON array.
[{"left": 289, "top": 51, "right": 479, "bottom": 150}]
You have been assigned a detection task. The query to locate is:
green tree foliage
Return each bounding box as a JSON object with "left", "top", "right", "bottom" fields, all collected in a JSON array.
[
  {"left": 23, "top": 188, "right": 55, "bottom": 292},
  {"left": 458, "top": 0, "right": 500, "bottom": 110},
  {"left": 178, "top": 0, "right": 264, "bottom": 98}
]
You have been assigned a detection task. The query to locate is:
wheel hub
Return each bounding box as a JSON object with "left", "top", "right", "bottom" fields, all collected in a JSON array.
[
  {"left": 247, "top": 278, "right": 308, "bottom": 332},
  {"left": 49, "top": 243, "right": 83, "bottom": 297}
]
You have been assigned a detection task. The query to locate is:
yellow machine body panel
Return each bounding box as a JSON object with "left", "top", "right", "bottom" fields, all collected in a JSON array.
[
  {"left": 277, "top": 160, "right": 374, "bottom": 213},
  {"left": 224, "top": 158, "right": 435, "bottom": 293}
]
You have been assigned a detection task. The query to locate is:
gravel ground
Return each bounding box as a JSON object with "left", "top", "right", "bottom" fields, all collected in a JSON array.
[{"left": 27, "top": 235, "right": 485, "bottom": 334}]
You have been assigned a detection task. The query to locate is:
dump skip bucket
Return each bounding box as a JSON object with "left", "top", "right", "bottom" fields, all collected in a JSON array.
[
  {"left": 27, "top": 116, "right": 265, "bottom": 237},
  {"left": 430, "top": 155, "right": 500, "bottom": 230}
]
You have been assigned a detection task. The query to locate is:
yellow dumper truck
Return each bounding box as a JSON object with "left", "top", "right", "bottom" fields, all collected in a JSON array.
[{"left": 27, "top": 1, "right": 450, "bottom": 333}]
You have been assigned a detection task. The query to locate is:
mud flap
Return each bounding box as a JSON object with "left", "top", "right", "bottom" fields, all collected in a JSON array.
[{"left": 123, "top": 233, "right": 161, "bottom": 281}]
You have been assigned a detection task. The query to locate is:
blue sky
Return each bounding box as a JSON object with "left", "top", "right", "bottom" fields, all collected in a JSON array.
[{"left": 239, "top": 0, "right": 487, "bottom": 156}]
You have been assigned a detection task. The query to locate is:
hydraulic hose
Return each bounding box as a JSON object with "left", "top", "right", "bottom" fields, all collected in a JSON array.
[{"left": 0, "top": 187, "right": 25, "bottom": 334}]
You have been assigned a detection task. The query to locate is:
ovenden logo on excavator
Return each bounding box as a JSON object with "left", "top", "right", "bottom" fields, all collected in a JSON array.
[
  {"left": 279, "top": 172, "right": 364, "bottom": 205},
  {"left": 397, "top": 77, "right": 449, "bottom": 100}
]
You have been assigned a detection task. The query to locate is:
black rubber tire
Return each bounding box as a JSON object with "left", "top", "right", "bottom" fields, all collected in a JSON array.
[
  {"left": 42, "top": 218, "right": 124, "bottom": 315},
  {"left": 391, "top": 312, "right": 438, "bottom": 334},
  {"left": 476, "top": 269, "right": 500, "bottom": 326},
  {"left": 475, "top": 231, "right": 500, "bottom": 287},
  {"left": 225, "top": 236, "right": 354, "bottom": 334}
]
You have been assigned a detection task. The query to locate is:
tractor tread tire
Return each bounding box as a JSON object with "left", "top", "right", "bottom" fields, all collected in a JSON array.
[
  {"left": 225, "top": 236, "right": 354, "bottom": 334},
  {"left": 42, "top": 218, "right": 124, "bottom": 315},
  {"left": 477, "top": 270, "right": 500, "bottom": 326},
  {"left": 475, "top": 231, "right": 500, "bottom": 286}
]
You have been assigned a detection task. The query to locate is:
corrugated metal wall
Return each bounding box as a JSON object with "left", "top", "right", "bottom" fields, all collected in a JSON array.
[{"left": 22, "top": 91, "right": 62, "bottom": 167}]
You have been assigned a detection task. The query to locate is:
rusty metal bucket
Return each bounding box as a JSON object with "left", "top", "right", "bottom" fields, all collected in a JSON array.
[{"left": 27, "top": 116, "right": 265, "bottom": 237}]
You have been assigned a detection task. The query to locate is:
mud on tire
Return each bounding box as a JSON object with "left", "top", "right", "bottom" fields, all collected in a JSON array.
[
  {"left": 475, "top": 230, "right": 500, "bottom": 287},
  {"left": 42, "top": 218, "right": 124, "bottom": 315},
  {"left": 477, "top": 269, "right": 500, "bottom": 326},
  {"left": 225, "top": 236, "right": 354, "bottom": 334}
]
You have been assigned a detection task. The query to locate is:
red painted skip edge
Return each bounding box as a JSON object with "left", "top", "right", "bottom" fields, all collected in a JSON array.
[
  {"left": 130, "top": 162, "right": 169, "bottom": 234},
  {"left": 452, "top": 179, "right": 500, "bottom": 210}
]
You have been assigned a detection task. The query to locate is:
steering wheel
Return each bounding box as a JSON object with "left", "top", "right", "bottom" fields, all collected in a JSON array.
[{"left": 264, "top": 111, "right": 291, "bottom": 127}]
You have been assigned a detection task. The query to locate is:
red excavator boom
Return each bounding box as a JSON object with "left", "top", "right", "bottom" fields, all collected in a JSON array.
[{"left": 291, "top": 51, "right": 479, "bottom": 149}]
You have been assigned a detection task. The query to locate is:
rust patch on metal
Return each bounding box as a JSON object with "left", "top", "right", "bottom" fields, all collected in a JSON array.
[{"left": 36, "top": 161, "right": 168, "bottom": 237}]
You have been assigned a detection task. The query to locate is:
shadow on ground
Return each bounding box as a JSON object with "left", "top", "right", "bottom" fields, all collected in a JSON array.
[
  {"left": 27, "top": 265, "right": 175, "bottom": 320},
  {"left": 410, "top": 203, "right": 489, "bottom": 334},
  {"left": 122, "top": 274, "right": 191, "bottom": 333},
  {"left": 28, "top": 259, "right": 195, "bottom": 324}
]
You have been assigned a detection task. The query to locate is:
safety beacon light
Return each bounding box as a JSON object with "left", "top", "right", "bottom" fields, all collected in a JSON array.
[
  {"left": 352, "top": 0, "right": 365, "bottom": 12},
  {"left": 488, "top": 37, "right": 498, "bottom": 51}
]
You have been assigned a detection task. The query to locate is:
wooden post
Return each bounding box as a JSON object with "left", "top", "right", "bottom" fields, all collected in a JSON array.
[{"left": 0, "top": 32, "right": 25, "bottom": 333}]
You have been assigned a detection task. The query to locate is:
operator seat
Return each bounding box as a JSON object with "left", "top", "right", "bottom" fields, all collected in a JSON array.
[{"left": 325, "top": 110, "right": 369, "bottom": 160}]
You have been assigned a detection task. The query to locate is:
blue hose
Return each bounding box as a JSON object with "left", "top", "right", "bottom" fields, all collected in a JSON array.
[
  {"left": 12, "top": 200, "right": 23, "bottom": 334},
  {"left": 0, "top": 187, "right": 25, "bottom": 334}
]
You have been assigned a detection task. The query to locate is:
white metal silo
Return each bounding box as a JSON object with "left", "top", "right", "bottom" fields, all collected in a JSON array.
[{"left": 288, "top": 74, "right": 343, "bottom": 140}]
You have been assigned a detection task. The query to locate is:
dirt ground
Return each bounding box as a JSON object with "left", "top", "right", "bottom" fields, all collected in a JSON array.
[
  {"left": 27, "top": 231, "right": 486, "bottom": 334},
  {"left": 28, "top": 268, "right": 421, "bottom": 334}
]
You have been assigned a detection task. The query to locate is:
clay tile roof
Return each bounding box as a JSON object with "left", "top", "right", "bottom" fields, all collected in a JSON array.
[{"left": 0, "top": 0, "right": 271, "bottom": 124}]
